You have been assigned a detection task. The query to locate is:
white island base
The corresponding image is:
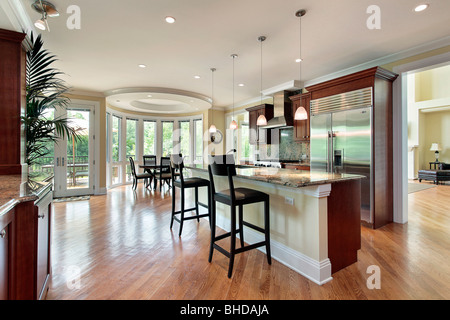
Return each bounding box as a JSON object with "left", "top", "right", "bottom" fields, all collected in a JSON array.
[{"left": 185, "top": 166, "right": 362, "bottom": 285}]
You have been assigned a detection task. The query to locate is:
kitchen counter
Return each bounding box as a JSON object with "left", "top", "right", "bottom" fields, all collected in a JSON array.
[
  {"left": 185, "top": 163, "right": 363, "bottom": 284},
  {"left": 0, "top": 174, "right": 52, "bottom": 217},
  {"left": 186, "top": 164, "right": 362, "bottom": 188}
]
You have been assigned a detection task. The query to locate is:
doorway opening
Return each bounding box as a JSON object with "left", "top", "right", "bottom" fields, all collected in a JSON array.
[{"left": 393, "top": 52, "right": 450, "bottom": 223}]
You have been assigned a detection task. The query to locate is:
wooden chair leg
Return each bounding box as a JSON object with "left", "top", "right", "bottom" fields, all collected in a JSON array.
[
  {"left": 179, "top": 188, "right": 185, "bottom": 237},
  {"left": 238, "top": 205, "right": 244, "bottom": 248},
  {"left": 264, "top": 199, "right": 272, "bottom": 265},
  {"left": 170, "top": 186, "right": 176, "bottom": 229},
  {"left": 208, "top": 200, "right": 216, "bottom": 263},
  {"left": 195, "top": 187, "right": 199, "bottom": 222},
  {"left": 228, "top": 205, "right": 236, "bottom": 278}
]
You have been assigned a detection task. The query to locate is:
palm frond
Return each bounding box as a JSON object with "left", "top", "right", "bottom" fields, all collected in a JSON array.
[{"left": 22, "top": 31, "right": 78, "bottom": 166}]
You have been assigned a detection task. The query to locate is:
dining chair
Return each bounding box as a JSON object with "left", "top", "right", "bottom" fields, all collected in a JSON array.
[
  {"left": 129, "top": 157, "right": 153, "bottom": 190},
  {"left": 142, "top": 155, "right": 158, "bottom": 187},
  {"left": 153, "top": 156, "right": 173, "bottom": 191}
]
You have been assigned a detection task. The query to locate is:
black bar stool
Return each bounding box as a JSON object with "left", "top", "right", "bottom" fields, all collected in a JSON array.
[
  {"left": 170, "top": 154, "right": 211, "bottom": 236},
  {"left": 207, "top": 155, "right": 271, "bottom": 278}
]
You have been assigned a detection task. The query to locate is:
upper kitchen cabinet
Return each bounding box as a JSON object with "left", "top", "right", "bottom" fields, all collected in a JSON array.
[
  {"left": 0, "top": 29, "right": 27, "bottom": 175},
  {"left": 290, "top": 92, "right": 311, "bottom": 142},
  {"left": 246, "top": 104, "right": 274, "bottom": 145}
]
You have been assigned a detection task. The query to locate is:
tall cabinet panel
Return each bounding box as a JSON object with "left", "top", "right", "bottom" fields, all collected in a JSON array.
[
  {"left": 306, "top": 67, "right": 398, "bottom": 229},
  {"left": 0, "top": 29, "right": 26, "bottom": 175}
]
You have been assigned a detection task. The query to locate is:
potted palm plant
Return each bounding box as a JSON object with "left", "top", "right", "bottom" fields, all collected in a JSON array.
[{"left": 22, "top": 32, "right": 79, "bottom": 178}]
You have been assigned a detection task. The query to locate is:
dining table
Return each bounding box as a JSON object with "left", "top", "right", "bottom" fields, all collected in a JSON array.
[{"left": 139, "top": 163, "right": 179, "bottom": 190}]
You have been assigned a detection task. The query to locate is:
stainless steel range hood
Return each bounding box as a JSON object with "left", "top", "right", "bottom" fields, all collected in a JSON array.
[
  {"left": 260, "top": 91, "right": 293, "bottom": 129},
  {"left": 260, "top": 80, "right": 303, "bottom": 129}
]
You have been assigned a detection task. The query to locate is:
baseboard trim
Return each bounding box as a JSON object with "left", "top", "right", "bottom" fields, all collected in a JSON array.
[{"left": 214, "top": 214, "right": 333, "bottom": 286}]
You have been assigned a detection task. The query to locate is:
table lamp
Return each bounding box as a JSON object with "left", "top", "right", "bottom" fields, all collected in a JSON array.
[{"left": 430, "top": 143, "right": 442, "bottom": 162}]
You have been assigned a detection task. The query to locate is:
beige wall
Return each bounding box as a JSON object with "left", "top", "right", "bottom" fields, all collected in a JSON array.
[
  {"left": 420, "top": 110, "right": 450, "bottom": 166},
  {"left": 415, "top": 64, "right": 450, "bottom": 102}
]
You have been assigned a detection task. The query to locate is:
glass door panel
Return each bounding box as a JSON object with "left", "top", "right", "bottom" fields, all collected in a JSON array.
[{"left": 54, "top": 107, "right": 94, "bottom": 197}]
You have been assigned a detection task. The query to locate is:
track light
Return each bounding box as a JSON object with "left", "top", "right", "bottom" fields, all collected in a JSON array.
[{"left": 31, "top": 0, "right": 59, "bottom": 32}]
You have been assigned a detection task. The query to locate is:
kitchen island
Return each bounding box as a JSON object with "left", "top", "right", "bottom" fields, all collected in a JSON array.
[{"left": 185, "top": 164, "right": 363, "bottom": 285}]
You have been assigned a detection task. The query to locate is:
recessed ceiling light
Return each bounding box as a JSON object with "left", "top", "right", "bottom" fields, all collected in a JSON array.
[
  {"left": 147, "top": 94, "right": 152, "bottom": 98},
  {"left": 238, "top": 83, "right": 244, "bottom": 87},
  {"left": 138, "top": 64, "right": 146, "bottom": 68},
  {"left": 194, "top": 75, "right": 201, "bottom": 79},
  {"left": 165, "top": 16, "right": 176, "bottom": 23},
  {"left": 414, "top": 4, "right": 429, "bottom": 12},
  {"left": 295, "top": 58, "right": 303, "bottom": 63}
]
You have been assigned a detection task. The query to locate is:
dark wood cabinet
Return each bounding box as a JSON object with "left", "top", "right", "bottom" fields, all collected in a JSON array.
[
  {"left": 0, "top": 29, "right": 27, "bottom": 175},
  {"left": 246, "top": 104, "right": 274, "bottom": 145},
  {"left": 0, "top": 183, "right": 52, "bottom": 300},
  {"left": 283, "top": 164, "right": 310, "bottom": 171},
  {"left": 290, "top": 93, "right": 311, "bottom": 142}
]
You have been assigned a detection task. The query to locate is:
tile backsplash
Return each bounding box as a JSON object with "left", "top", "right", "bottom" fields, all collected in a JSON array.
[
  {"left": 279, "top": 128, "right": 309, "bottom": 161},
  {"left": 257, "top": 128, "right": 310, "bottom": 162}
]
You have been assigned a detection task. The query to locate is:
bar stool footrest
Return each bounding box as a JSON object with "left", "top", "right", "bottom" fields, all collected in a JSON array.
[
  {"left": 212, "top": 229, "right": 242, "bottom": 242},
  {"left": 242, "top": 221, "right": 265, "bottom": 234}
]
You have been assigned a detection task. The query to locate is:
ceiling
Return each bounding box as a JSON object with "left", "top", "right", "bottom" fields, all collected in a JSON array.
[{"left": 3, "top": 0, "right": 450, "bottom": 113}]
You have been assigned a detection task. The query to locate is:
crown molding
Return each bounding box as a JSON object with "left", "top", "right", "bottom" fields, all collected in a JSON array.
[{"left": 1, "top": 0, "right": 35, "bottom": 33}]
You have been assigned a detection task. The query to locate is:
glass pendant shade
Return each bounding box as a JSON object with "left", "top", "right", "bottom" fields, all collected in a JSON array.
[
  {"left": 229, "top": 120, "right": 238, "bottom": 130},
  {"left": 209, "top": 124, "right": 217, "bottom": 133},
  {"left": 35, "top": 19, "right": 46, "bottom": 30},
  {"left": 257, "top": 114, "right": 267, "bottom": 126},
  {"left": 294, "top": 106, "right": 308, "bottom": 120}
]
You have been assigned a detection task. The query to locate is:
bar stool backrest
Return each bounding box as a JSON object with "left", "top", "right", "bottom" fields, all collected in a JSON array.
[
  {"left": 208, "top": 155, "right": 236, "bottom": 202},
  {"left": 170, "top": 154, "right": 184, "bottom": 184}
]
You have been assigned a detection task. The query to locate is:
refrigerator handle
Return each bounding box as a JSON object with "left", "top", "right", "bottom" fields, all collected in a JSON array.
[
  {"left": 327, "top": 131, "right": 332, "bottom": 173},
  {"left": 330, "top": 131, "right": 334, "bottom": 173}
]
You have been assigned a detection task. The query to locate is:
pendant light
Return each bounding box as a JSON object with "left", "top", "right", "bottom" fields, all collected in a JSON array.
[
  {"left": 229, "top": 54, "right": 238, "bottom": 130},
  {"left": 294, "top": 9, "right": 308, "bottom": 121},
  {"left": 256, "top": 36, "right": 268, "bottom": 126},
  {"left": 209, "top": 67, "right": 217, "bottom": 133}
]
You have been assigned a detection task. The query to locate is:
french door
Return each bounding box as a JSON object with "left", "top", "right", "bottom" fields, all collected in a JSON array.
[{"left": 53, "top": 105, "right": 95, "bottom": 197}]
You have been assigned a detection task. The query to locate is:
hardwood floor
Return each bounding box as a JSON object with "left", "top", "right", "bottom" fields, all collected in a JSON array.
[{"left": 46, "top": 182, "right": 450, "bottom": 300}]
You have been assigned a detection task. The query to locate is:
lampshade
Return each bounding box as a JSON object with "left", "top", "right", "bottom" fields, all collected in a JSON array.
[
  {"left": 430, "top": 143, "right": 442, "bottom": 151},
  {"left": 209, "top": 124, "right": 217, "bottom": 133},
  {"left": 257, "top": 114, "right": 267, "bottom": 126},
  {"left": 229, "top": 120, "right": 238, "bottom": 130},
  {"left": 34, "top": 19, "right": 46, "bottom": 30},
  {"left": 294, "top": 106, "right": 308, "bottom": 120}
]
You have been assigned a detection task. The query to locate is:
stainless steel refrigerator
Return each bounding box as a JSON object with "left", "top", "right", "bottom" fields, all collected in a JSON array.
[{"left": 310, "top": 87, "right": 373, "bottom": 224}]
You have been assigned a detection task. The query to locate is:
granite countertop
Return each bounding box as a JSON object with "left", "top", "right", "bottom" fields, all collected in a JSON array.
[
  {"left": 185, "top": 164, "right": 364, "bottom": 188},
  {"left": 0, "top": 175, "right": 52, "bottom": 216}
]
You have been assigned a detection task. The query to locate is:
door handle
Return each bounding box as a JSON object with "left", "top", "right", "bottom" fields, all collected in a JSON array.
[
  {"left": 56, "top": 157, "right": 60, "bottom": 167},
  {"left": 62, "top": 157, "right": 65, "bottom": 166}
]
